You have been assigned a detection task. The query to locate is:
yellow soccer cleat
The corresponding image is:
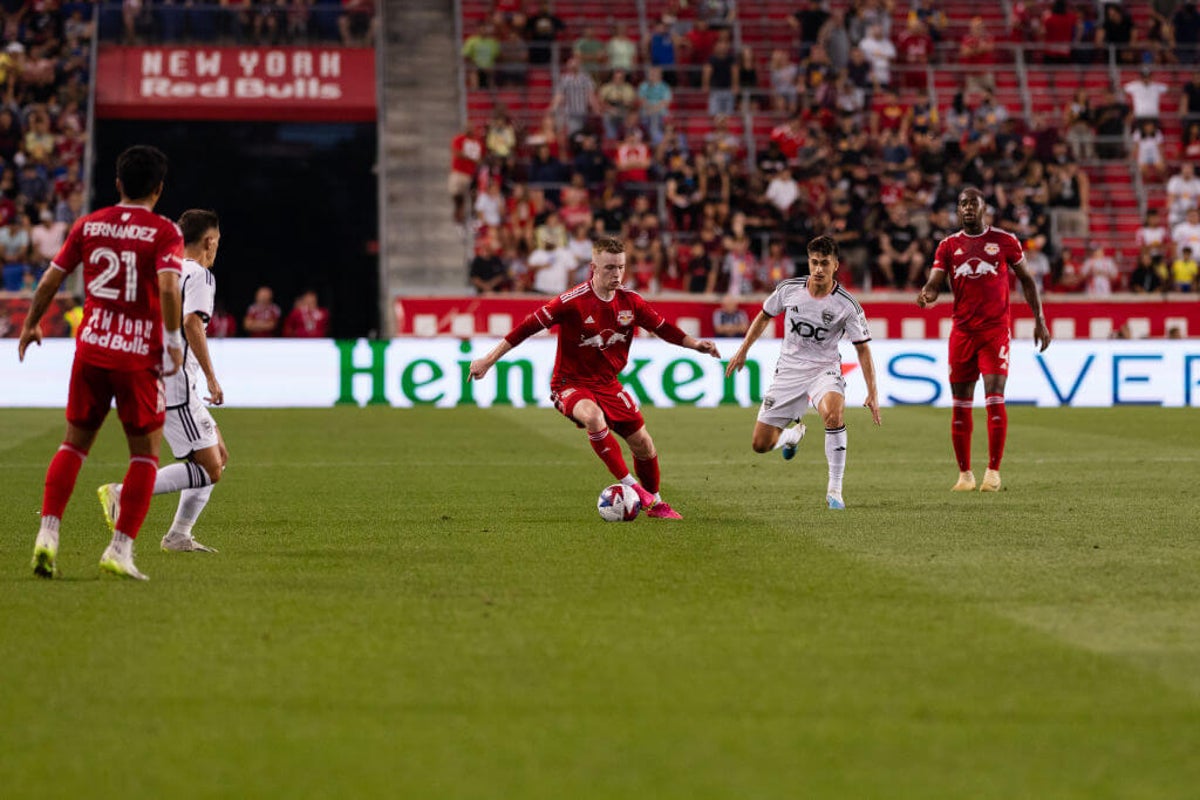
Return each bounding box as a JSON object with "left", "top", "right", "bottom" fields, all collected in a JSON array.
[
  {"left": 979, "top": 469, "right": 1002, "bottom": 493},
  {"left": 97, "top": 483, "right": 122, "bottom": 533},
  {"left": 951, "top": 471, "right": 976, "bottom": 492}
]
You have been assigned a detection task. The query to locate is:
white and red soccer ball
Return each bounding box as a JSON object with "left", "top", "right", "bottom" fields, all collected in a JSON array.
[{"left": 597, "top": 483, "right": 641, "bottom": 522}]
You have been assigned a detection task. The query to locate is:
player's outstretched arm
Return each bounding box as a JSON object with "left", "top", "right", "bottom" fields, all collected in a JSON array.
[
  {"left": 724, "top": 311, "right": 772, "bottom": 377},
  {"left": 854, "top": 341, "right": 882, "bottom": 426},
  {"left": 1011, "top": 257, "right": 1051, "bottom": 352},
  {"left": 17, "top": 267, "right": 66, "bottom": 361},
  {"left": 682, "top": 335, "right": 720, "bottom": 359},
  {"left": 916, "top": 267, "right": 944, "bottom": 308},
  {"left": 184, "top": 312, "right": 223, "bottom": 405},
  {"left": 468, "top": 339, "right": 514, "bottom": 381},
  {"left": 159, "top": 271, "right": 184, "bottom": 376}
]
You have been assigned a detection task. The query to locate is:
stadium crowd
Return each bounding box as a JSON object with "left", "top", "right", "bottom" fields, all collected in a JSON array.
[{"left": 457, "top": 0, "right": 1200, "bottom": 299}]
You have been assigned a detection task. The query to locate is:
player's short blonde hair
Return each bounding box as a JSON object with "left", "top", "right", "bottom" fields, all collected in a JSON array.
[{"left": 593, "top": 236, "right": 626, "bottom": 255}]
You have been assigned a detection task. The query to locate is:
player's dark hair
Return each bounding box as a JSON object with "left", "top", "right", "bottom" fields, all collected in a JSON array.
[
  {"left": 594, "top": 236, "right": 626, "bottom": 255},
  {"left": 959, "top": 185, "right": 984, "bottom": 201},
  {"left": 807, "top": 235, "right": 839, "bottom": 258},
  {"left": 116, "top": 145, "right": 169, "bottom": 201},
  {"left": 179, "top": 209, "right": 220, "bottom": 245}
]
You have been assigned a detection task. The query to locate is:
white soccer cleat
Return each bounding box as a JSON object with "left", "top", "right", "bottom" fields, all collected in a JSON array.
[
  {"left": 979, "top": 469, "right": 1002, "bottom": 493},
  {"left": 99, "top": 545, "right": 149, "bottom": 581},
  {"left": 826, "top": 493, "right": 846, "bottom": 510},
  {"left": 781, "top": 423, "right": 806, "bottom": 461},
  {"left": 161, "top": 533, "right": 218, "bottom": 553},
  {"left": 97, "top": 483, "right": 122, "bottom": 532},
  {"left": 951, "top": 471, "right": 976, "bottom": 492}
]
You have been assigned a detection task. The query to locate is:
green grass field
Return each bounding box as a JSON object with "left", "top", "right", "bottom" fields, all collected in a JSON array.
[{"left": 2, "top": 405, "right": 1199, "bottom": 799}]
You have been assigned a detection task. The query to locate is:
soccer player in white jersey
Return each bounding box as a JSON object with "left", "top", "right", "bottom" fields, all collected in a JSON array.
[
  {"left": 726, "top": 235, "right": 881, "bottom": 510},
  {"left": 98, "top": 209, "right": 227, "bottom": 552}
]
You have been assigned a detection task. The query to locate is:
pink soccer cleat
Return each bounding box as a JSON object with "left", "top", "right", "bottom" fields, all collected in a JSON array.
[
  {"left": 645, "top": 501, "right": 683, "bottom": 520},
  {"left": 631, "top": 483, "right": 657, "bottom": 510}
]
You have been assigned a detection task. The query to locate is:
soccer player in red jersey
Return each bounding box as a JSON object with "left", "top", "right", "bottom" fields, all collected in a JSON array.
[
  {"left": 18, "top": 145, "right": 186, "bottom": 580},
  {"left": 469, "top": 236, "right": 721, "bottom": 519},
  {"left": 916, "top": 187, "right": 1051, "bottom": 493}
]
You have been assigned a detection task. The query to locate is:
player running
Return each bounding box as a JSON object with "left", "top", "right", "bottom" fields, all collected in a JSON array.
[
  {"left": 917, "top": 186, "right": 1051, "bottom": 493},
  {"left": 19, "top": 145, "right": 185, "bottom": 581},
  {"left": 725, "top": 235, "right": 881, "bottom": 510},
  {"left": 98, "top": 209, "right": 227, "bottom": 554},
  {"left": 469, "top": 236, "right": 721, "bottom": 519}
]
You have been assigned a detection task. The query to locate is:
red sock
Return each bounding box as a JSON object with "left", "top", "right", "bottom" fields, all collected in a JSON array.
[
  {"left": 951, "top": 400, "right": 973, "bottom": 472},
  {"left": 114, "top": 455, "right": 159, "bottom": 539},
  {"left": 985, "top": 394, "right": 1007, "bottom": 470},
  {"left": 42, "top": 443, "right": 88, "bottom": 519},
  {"left": 634, "top": 455, "right": 660, "bottom": 494},
  {"left": 588, "top": 428, "right": 629, "bottom": 481}
]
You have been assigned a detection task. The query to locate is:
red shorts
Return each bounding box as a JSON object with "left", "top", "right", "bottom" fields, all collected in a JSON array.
[
  {"left": 948, "top": 325, "right": 1011, "bottom": 384},
  {"left": 66, "top": 360, "right": 165, "bottom": 436},
  {"left": 551, "top": 385, "right": 646, "bottom": 438}
]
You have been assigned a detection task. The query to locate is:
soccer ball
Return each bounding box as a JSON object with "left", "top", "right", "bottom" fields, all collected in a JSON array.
[{"left": 597, "top": 484, "right": 641, "bottom": 522}]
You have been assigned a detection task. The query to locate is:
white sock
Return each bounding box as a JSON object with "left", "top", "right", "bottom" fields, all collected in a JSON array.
[
  {"left": 108, "top": 531, "right": 134, "bottom": 557},
  {"left": 772, "top": 425, "right": 803, "bottom": 451},
  {"left": 825, "top": 425, "right": 847, "bottom": 496},
  {"left": 153, "top": 462, "right": 212, "bottom": 495},
  {"left": 37, "top": 516, "right": 61, "bottom": 548},
  {"left": 619, "top": 474, "right": 637, "bottom": 487},
  {"left": 167, "top": 485, "right": 214, "bottom": 539}
]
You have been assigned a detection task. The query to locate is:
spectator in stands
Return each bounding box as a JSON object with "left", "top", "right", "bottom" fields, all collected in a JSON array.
[
  {"left": 462, "top": 22, "right": 501, "bottom": 89},
  {"left": 738, "top": 45, "right": 760, "bottom": 110},
  {"left": 1096, "top": 2, "right": 1137, "bottom": 64},
  {"left": 702, "top": 35, "right": 738, "bottom": 116},
  {"left": 607, "top": 23, "right": 637, "bottom": 73},
  {"left": 553, "top": 57, "right": 597, "bottom": 138},
  {"left": 1171, "top": 245, "right": 1198, "bottom": 291},
  {"left": 206, "top": 301, "right": 236, "bottom": 339},
  {"left": 496, "top": 26, "right": 529, "bottom": 85},
  {"left": 244, "top": 286, "right": 282, "bottom": 337},
  {"left": 634, "top": 67, "right": 671, "bottom": 147},
  {"left": 572, "top": 25, "right": 606, "bottom": 75},
  {"left": 615, "top": 128, "right": 652, "bottom": 184},
  {"left": 699, "top": 0, "right": 737, "bottom": 30},
  {"left": 896, "top": 16, "right": 933, "bottom": 91},
  {"left": 282, "top": 290, "right": 331, "bottom": 338},
  {"left": 1130, "top": 250, "right": 1169, "bottom": 293},
  {"left": 474, "top": 179, "right": 505, "bottom": 231},
  {"left": 485, "top": 107, "right": 518, "bottom": 178},
  {"left": 1136, "top": 207, "right": 1171, "bottom": 263},
  {"left": 1093, "top": 87, "right": 1131, "bottom": 159},
  {"left": 598, "top": 69, "right": 636, "bottom": 142},
  {"left": 1048, "top": 160, "right": 1090, "bottom": 236},
  {"left": 1040, "top": 0, "right": 1079, "bottom": 64},
  {"left": 1050, "top": 247, "right": 1086, "bottom": 292},
  {"left": 1175, "top": 1, "right": 1200, "bottom": 64},
  {"left": 763, "top": 167, "right": 799, "bottom": 220},
  {"left": 565, "top": 222, "right": 593, "bottom": 282},
  {"left": 470, "top": 238, "right": 512, "bottom": 294},
  {"left": 1133, "top": 120, "right": 1166, "bottom": 182},
  {"left": 759, "top": 239, "right": 795, "bottom": 287},
  {"left": 1172, "top": 207, "right": 1200, "bottom": 257},
  {"left": 1064, "top": 89, "right": 1097, "bottom": 162},
  {"left": 1024, "top": 238, "right": 1053, "bottom": 291},
  {"left": 704, "top": 114, "right": 742, "bottom": 168},
  {"left": 647, "top": 21, "right": 678, "bottom": 85},
  {"left": 1167, "top": 162, "right": 1200, "bottom": 225},
  {"left": 29, "top": 207, "right": 65, "bottom": 272},
  {"left": 449, "top": 124, "right": 484, "bottom": 227},
  {"left": 534, "top": 208, "right": 568, "bottom": 251},
  {"left": 524, "top": 1, "right": 564, "bottom": 65},
  {"left": 681, "top": 241, "right": 714, "bottom": 293},
  {"left": 339, "top": 0, "right": 377, "bottom": 47},
  {"left": 876, "top": 204, "right": 922, "bottom": 290},
  {"left": 1182, "top": 122, "right": 1200, "bottom": 162},
  {"left": 1124, "top": 65, "right": 1169, "bottom": 129},
  {"left": 958, "top": 16, "right": 997, "bottom": 94},
  {"left": 720, "top": 234, "right": 758, "bottom": 296},
  {"left": 525, "top": 236, "right": 575, "bottom": 294},
  {"left": 766, "top": 49, "right": 799, "bottom": 114},
  {"left": 859, "top": 24, "right": 896, "bottom": 90},
  {"left": 1082, "top": 245, "right": 1120, "bottom": 295},
  {"left": 712, "top": 294, "right": 749, "bottom": 336},
  {"left": 789, "top": 0, "right": 829, "bottom": 59}
]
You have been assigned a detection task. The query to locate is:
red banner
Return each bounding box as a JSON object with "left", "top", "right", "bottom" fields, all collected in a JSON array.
[
  {"left": 95, "top": 46, "right": 376, "bottom": 122},
  {"left": 393, "top": 295, "right": 1200, "bottom": 340}
]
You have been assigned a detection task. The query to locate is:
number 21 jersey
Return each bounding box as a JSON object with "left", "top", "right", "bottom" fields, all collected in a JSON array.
[{"left": 52, "top": 203, "right": 184, "bottom": 370}]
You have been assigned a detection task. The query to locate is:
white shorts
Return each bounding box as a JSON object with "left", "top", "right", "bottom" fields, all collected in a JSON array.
[
  {"left": 757, "top": 364, "right": 846, "bottom": 429},
  {"left": 163, "top": 398, "right": 219, "bottom": 459}
]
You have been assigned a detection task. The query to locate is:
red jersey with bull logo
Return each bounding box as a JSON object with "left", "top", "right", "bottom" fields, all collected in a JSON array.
[
  {"left": 505, "top": 281, "right": 688, "bottom": 391},
  {"left": 931, "top": 226, "right": 1025, "bottom": 333},
  {"left": 52, "top": 203, "right": 184, "bottom": 370}
]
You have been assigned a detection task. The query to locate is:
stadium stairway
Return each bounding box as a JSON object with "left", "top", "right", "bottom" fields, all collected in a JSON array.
[{"left": 381, "top": 0, "right": 472, "bottom": 311}]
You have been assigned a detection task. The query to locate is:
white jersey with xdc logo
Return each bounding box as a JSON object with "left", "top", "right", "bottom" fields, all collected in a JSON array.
[{"left": 761, "top": 278, "right": 871, "bottom": 370}]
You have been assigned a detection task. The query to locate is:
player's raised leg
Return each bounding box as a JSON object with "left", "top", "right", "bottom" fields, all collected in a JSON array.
[
  {"left": 162, "top": 435, "right": 226, "bottom": 552},
  {"left": 750, "top": 420, "right": 806, "bottom": 460}
]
